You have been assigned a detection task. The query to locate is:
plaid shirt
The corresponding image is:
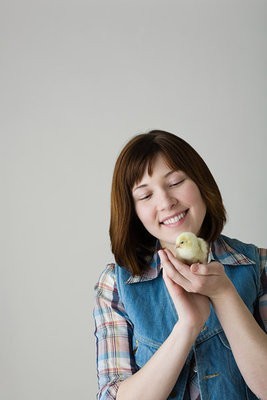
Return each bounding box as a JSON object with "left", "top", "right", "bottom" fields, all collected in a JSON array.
[{"left": 93, "top": 237, "right": 267, "bottom": 400}]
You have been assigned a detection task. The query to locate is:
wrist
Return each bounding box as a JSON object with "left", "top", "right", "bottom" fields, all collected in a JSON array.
[
  {"left": 172, "top": 320, "right": 203, "bottom": 342},
  {"left": 209, "top": 280, "right": 236, "bottom": 304}
]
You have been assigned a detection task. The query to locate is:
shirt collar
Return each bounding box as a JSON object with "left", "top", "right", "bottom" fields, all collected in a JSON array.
[{"left": 126, "top": 235, "right": 255, "bottom": 284}]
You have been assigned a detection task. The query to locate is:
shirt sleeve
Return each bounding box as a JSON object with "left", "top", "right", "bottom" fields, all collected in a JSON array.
[
  {"left": 93, "top": 264, "right": 138, "bottom": 400},
  {"left": 258, "top": 248, "right": 267, "bottom": 332}
]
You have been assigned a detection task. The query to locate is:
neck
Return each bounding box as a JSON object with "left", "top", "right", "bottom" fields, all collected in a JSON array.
[{"left": 159, "top": 240, "right": 176, "bottom": 256}]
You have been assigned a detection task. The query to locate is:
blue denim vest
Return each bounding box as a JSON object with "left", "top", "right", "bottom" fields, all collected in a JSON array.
[{"left": 115, "top": 235, "right": 262, "bottom": 399}]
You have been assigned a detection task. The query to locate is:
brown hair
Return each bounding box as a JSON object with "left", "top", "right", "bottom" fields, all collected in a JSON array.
[{"left": 110, "top": 130, "right": 226, "bottom": 275}]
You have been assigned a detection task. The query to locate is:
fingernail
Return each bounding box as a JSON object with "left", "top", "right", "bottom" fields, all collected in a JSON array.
[{"left": 191, "top": 263, "right": 199, "bottom": 272}]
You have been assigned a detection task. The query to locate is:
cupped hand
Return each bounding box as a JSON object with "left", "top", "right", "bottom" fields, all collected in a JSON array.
[
  {"left": 159, "top": 248, "right": 233, "bottom": 300},
  {"left": 159, "top": 249, "right": 210, "bottom": 332}
]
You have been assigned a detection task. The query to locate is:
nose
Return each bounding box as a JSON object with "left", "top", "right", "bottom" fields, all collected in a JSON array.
[{"left": 157, "top": 190, "right": 177, "bottom": 211}]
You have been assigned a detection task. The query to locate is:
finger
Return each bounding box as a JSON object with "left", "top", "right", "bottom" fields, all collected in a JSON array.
[
  {"left": 162, "top": 267, "right": 178, "bottom": 292},
  {"left": 164, "top": 248, "right": 188, "bottom": 267},
  {"left": 158, "top": 249, "right": 185, "bottom": 274},
  {"left": 190, "top": 261, "right": 224, "bottom": 276},
  {"left": 158, "top": 248, "right": 169, "bottom": 263},
  {"left": 158, "top": 250, "right": 191, "bottom": 287},
  {"left": 163, "top": 249, "right": 195, "bottom": 280},
  {"left": 162, "top": 267, "right": 176, "bottom": 290}
]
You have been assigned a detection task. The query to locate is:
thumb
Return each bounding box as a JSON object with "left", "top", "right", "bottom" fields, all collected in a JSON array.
[{"left": 190, "top": 261, "right": 224, "bottom": 276}]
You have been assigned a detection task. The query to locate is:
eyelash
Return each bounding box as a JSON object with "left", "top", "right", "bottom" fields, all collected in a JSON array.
[
  {"left": 138, "top": 180, "right": 185, "bottom": 200},
  {"left": 139, "top": 194, "right": 152, "bottom": 201},
  {"left": 169, "top": 179, "right": 184, "bottom": 187}
]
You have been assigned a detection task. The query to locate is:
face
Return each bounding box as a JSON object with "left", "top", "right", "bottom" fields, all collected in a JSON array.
[{"left": 132, "top": 154, "right": 207, "bottom": 253}]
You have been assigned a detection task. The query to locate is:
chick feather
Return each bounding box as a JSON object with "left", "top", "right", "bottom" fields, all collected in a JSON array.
[{"left": 175, "top": 232, "right": 208, "bottom": 265}]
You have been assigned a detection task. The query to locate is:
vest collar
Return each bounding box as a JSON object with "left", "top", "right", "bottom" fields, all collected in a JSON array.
[{"left": 126, "top": 235, "right": 255, "bottom": 284}]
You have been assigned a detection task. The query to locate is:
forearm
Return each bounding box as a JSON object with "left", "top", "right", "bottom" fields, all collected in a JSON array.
[
  {"left": 211, "top": 285, "right": 267, "bottom": 400},
  {"left": 117, "top": 322, "right": 198, "bottom": 400}
]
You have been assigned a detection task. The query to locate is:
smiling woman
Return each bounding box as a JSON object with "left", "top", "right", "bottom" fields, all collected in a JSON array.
[
  {"left": 110, "top": 131, "right": 225, "bottom": 276},
  {"left": 93, "top": 130, "right": 267, "bottom": 400},
  {"left": 132, "top": 155, "right": 207, "bottom": 256}
]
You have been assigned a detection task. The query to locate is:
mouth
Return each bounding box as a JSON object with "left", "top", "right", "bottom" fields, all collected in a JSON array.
[{"left": 161, "top": 210, "right": 188, "bottom": 225}]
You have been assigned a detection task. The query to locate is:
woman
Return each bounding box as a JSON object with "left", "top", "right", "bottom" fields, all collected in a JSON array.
[{"left": 93, "top": 130, "right": 267, "bottom": 400}]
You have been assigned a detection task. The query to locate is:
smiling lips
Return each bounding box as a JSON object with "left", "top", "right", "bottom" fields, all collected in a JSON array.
[{"left": 161, "top": 211, "right": 187, "bottom": 225}]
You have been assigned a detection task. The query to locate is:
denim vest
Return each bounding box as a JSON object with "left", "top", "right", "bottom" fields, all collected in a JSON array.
[{"left": 115, "top": 235, "right": 262, "bottom": 399}]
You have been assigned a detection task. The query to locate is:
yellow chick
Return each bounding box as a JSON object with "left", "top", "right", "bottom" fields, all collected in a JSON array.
[{"left": 175, "top": 232, "right": 208, "bottom": 265}]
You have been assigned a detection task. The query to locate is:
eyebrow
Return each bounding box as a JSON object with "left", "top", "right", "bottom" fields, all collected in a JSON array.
[{"left": 132, "top": 170, "right": 177, "bottom": 192}]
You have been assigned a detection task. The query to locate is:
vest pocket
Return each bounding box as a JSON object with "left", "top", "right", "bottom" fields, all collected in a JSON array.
[
  {"left": 133, "top": 333, "right": 161, "bottom": 368},
  {"left": 218, "top": 330, "right": 231, "bottom": 350}
]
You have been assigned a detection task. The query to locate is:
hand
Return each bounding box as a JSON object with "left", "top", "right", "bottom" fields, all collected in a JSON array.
[
  {"left": 159, "top": 249, "right": 210, "bottom": 332},
  {"left": 159, "top": 248, "right": 233, "bottom": 301}
]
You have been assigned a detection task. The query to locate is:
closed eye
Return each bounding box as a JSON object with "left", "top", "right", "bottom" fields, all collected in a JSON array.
[
  {"left": 169, "top": 179, "right": 185, "bottom": 187},
  {"left": 139, "top": 193, "right": 152, "bottom": 201}
]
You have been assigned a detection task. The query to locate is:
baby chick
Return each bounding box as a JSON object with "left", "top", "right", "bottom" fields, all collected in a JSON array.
[{"left": 175, "top": 232, "right": 208, "bottom": 265}]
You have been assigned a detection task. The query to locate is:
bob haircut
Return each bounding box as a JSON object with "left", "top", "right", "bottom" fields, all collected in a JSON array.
[{"left": 110, "top": 130, "right": 226, "bottom": 275}]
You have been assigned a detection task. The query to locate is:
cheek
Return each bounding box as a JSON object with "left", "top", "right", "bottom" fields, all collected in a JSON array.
[
  {"left": 195, "top": 196, "right": 207, "bottom": 220},
  {"left": 135, "top": 204, "right": 154, "bottom": 227},
  {"left": 186, "top": 183, "right": 206, "bottom": 211},
  {"left": 135, "top": 204, "right": 148, "bottom": 223}
]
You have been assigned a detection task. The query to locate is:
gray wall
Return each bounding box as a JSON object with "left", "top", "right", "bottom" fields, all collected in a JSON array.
[{"left": 1, "top": 1, "right": 266, "bottom": 399}]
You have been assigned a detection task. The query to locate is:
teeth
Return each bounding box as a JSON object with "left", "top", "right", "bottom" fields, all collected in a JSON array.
[{"left": 163, "top": 212, "right": 186, "bottom": 225}]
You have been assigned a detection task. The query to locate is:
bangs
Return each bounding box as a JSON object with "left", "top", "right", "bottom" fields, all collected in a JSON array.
[
  {"left": 118, "top": 129, "right": 207, "bottom": 198},
  {"left": 125, "top": 148, "right": 187, "bottom": 190},
  {"left": 125, "top": 152, "right": 158, "bottom": 190},
  {"left": 125, "top": 151, "right": 159, "bottom": 190}
]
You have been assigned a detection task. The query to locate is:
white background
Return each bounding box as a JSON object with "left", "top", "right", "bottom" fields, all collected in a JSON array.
[{"left": 1, "top": 1, "right": 266, "bottom": 399}]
